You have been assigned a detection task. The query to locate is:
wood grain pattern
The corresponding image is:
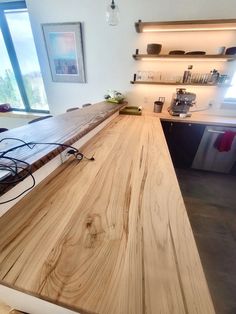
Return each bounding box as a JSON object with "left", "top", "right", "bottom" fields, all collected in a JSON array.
[
  {"left": 0, "top": 101, "right": 125, "bottom": 196},
  {"left": 0, "top": 115, "right": 215, "bottom": 314},
  {"left": 0, "top": 300, "right": 11, "bottom": 313}
]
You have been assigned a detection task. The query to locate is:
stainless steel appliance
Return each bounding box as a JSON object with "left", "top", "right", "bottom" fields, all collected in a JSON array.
[
  {"left": 168, "top": 88, "right": 196, "bottom": 116},
  {"left": 192, "top": 125, "right": 236, "bottom": 173}
]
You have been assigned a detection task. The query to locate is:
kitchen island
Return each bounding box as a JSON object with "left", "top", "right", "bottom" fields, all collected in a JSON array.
[{"left": 0, "top": 114, "right": 214, "bottom": 314}]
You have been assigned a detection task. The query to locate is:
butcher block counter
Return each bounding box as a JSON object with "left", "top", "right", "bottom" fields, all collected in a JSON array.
[{"left": 0, "top": 114, "right": 215, "bottom": 314}]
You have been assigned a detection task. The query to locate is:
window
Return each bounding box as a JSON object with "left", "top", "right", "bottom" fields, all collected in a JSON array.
[
  {"left": 0, "top": 1, "right": 49, "bottom": 112},
  {"left": 225, "top": 72, "right": 236, "bottom": 103}
]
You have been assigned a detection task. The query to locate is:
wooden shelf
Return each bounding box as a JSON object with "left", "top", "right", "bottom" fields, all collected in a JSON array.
[
  {"left": 135, "top": 19, "right": 236, "bottom": 33},
  {"left": 130, "top": 81, "right": 230, "bottom": 87},
  {"left": 133, "top": 54, "right": 236, "bottom": 61}
]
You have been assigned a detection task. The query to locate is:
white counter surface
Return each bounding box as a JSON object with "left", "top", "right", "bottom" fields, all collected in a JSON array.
[{"left": 154, "top": 110, "right": 236, "bottom": 127}]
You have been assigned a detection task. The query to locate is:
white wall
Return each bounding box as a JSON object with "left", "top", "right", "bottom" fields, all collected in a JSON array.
[{"left": 26, "top": 0, "right": 236, "bottom": 115}]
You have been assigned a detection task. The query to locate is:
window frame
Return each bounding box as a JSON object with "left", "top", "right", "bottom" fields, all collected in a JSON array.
[{"left": 0, "top": 1, "right": 49, "bottom": 113}]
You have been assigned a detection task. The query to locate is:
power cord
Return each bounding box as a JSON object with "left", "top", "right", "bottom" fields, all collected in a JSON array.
[
  {"left": 66, "top": 149, "right": 95, "bottom": 161},
  {"left": 0, "top": 138, "right": 95, "bottom": 204}
]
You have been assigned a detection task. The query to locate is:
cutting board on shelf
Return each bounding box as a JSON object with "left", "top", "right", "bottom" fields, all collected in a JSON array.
[{"left": 119, "top": 106, "right": 142, "bottom": 115}]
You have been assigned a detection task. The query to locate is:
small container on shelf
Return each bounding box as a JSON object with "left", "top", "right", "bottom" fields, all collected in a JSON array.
[
  {"left": 203, "top": 73, "right": 211, "bottom": 84},
  {"left": 218, "top": 74, "right": 230, "bottom": 85},
  {"left": 160, "top": 73, "right": 174, "bottom": 83},
  {"left": 175, "top": 75, "right": 183, "bottom": 83},
  {"left": 136, "top": 71, "right": 142, "bottom": 81},
  {"left": 154, "top": 97, "right": 165, "bottom": 113},
  {"left": 136, "top": 71, "right": 162, "bottom": 82},
  {"left": 190, "top": 73, "right": 211, "bottom": 85},
  {"left": 147, "top": 71, "right": 155, "bottom": 81},
  {"left": 215, "top": 46, "right": 226, "bottom": 55},
  {"left": 147, "top": 43, "right": 162, "bottom": 54},
  {"left": 182, "top": 65, "right": 193, "bottom": 83},
  {"left": 190, "top": 73, "right": 198, "bottom": 84},
  {"left": 208, "top": 69, "right": 220, "bottom": 84},
  {"left": 138, "top": 71, "right": 148, "bottom": 81},
  {"left": 153, "top": 71, "right": 161, "bottom": 81}
]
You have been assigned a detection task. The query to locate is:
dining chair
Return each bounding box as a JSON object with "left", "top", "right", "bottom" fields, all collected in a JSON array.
[
  {"left": 66, "top": 107, "right": 80, "bottom": 112},
  {"left": 28, "top": 115, "right": 53, "bottom": 124},
  {"left": 0, "top": 128, "right": 8, "bottom": 133}
]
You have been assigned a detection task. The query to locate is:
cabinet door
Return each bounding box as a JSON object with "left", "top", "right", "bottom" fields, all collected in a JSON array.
[
  {"left": 230, "top": 162, "right": 236, "bottom": 175},
  {"left": 161, "top": 121, "right": 205, "bottom": 168}
]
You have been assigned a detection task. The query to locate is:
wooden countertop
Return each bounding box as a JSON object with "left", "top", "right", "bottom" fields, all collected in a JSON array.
[
  {"left": 0, "top": 114, "right": 214, "bottom": 314},
  {"left": 0, "top": 101, "right": 124, "bottom": 195},
  {"left": 155, "top": 110, "right": 236, "bottom": 127}
]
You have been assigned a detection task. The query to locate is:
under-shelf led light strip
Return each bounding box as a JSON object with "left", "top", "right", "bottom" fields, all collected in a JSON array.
[
  {"left": 139, "top": 57, "right": 230, "bottom": 62},
  {"left": 142, "top": 27, "right": 236, "bottom": 32}
]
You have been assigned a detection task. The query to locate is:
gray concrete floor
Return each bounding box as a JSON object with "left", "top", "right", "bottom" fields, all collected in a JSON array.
[{"left": 176, "top": 169, "right": 236, "bottom": 314}]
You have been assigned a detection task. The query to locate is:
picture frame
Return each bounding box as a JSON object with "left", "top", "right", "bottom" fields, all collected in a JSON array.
[{"left": 42, "top": 22, "right": 86, "bottom": 83}]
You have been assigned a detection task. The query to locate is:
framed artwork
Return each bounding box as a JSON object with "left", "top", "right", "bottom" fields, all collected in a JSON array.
[{"left": 42, "top": 22, "right": 86, "bottom": 83}]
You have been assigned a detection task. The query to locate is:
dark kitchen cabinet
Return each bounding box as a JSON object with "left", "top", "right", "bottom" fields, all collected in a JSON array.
[
  {"left": 230, "top": 162, "right": 236, "bottom": 175},
  {"left": 161, "top": 121, "right": 205, "bottom": 168}
]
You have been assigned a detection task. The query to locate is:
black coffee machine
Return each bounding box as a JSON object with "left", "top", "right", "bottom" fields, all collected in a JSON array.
[{"left": 168, "top": 88, "right": 196, "bottom": 116}]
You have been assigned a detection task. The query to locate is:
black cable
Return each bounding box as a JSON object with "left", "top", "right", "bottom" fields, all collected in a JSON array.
[
  {"left": 0, "top": 137, "right": 34, "bottom": 147},
  {"left": 0, "top": 137, "right": 34, "bottom": 154},
  {"left": 0, "top": 139, "right": 94, "bottom": 160},
  {"left": 0, "top": 168, "right": 35, "bottom": 205},
  {"left": 0, "top": 139, "right": 95, "bottom": 161},
  {"left": 0, "top": 138, "right": 79, "bottom": 157},
  {"left": 0, "top": 157, "right": 32, "bottom": 184},
  {"left": 3, "top": 157, "right": 18, "bottom": 176},
  {"left": 0, "top": 137, "right": 95, "bottom": 204},
  {"left": 0, "top": 164, "right": 18, "bottom": 176}
]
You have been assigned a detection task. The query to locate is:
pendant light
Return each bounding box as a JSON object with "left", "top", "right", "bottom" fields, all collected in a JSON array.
[{"left": 106, "top": 0, "right": 119, "bottom": 26}]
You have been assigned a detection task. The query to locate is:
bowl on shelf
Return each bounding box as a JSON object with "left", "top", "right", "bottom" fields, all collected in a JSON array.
[
  {"left": 225, "top": 47, "right": 236, "bottom": 55},
  {"left": 147, "top": 43, "right": 162, "bottom": 54},
  {"left": 169, "top": 50, "right": 185, "bottom": 55},
  {"left": 185, "top": 51, "right": 206, "bottom": 55}
]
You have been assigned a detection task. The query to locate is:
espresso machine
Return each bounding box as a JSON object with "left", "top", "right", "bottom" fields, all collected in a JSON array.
[{"left": 168, "top": 88, "right": 196, "bottom": 116}]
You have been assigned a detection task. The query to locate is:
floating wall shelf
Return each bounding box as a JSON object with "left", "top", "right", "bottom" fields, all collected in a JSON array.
[
  {"left": 130, "top": 81, "right": 230, "bottom": 87},
  {"left": 132, "top": 54, "right": 236, "bottom": 62},
  {"left": 135, "top": 19, "right": 236, "bottom": 33}
]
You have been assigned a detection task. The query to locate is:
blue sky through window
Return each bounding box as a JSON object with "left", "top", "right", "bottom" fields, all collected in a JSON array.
[
  {"left": 225, "top": 72, "right": 236, "bottom": 99},
  {"left": 4, "top": 9, "right": 40, "bottom": 75},
  {"left": 0, "top": 6, "right": 48, "bottom": 111}
]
